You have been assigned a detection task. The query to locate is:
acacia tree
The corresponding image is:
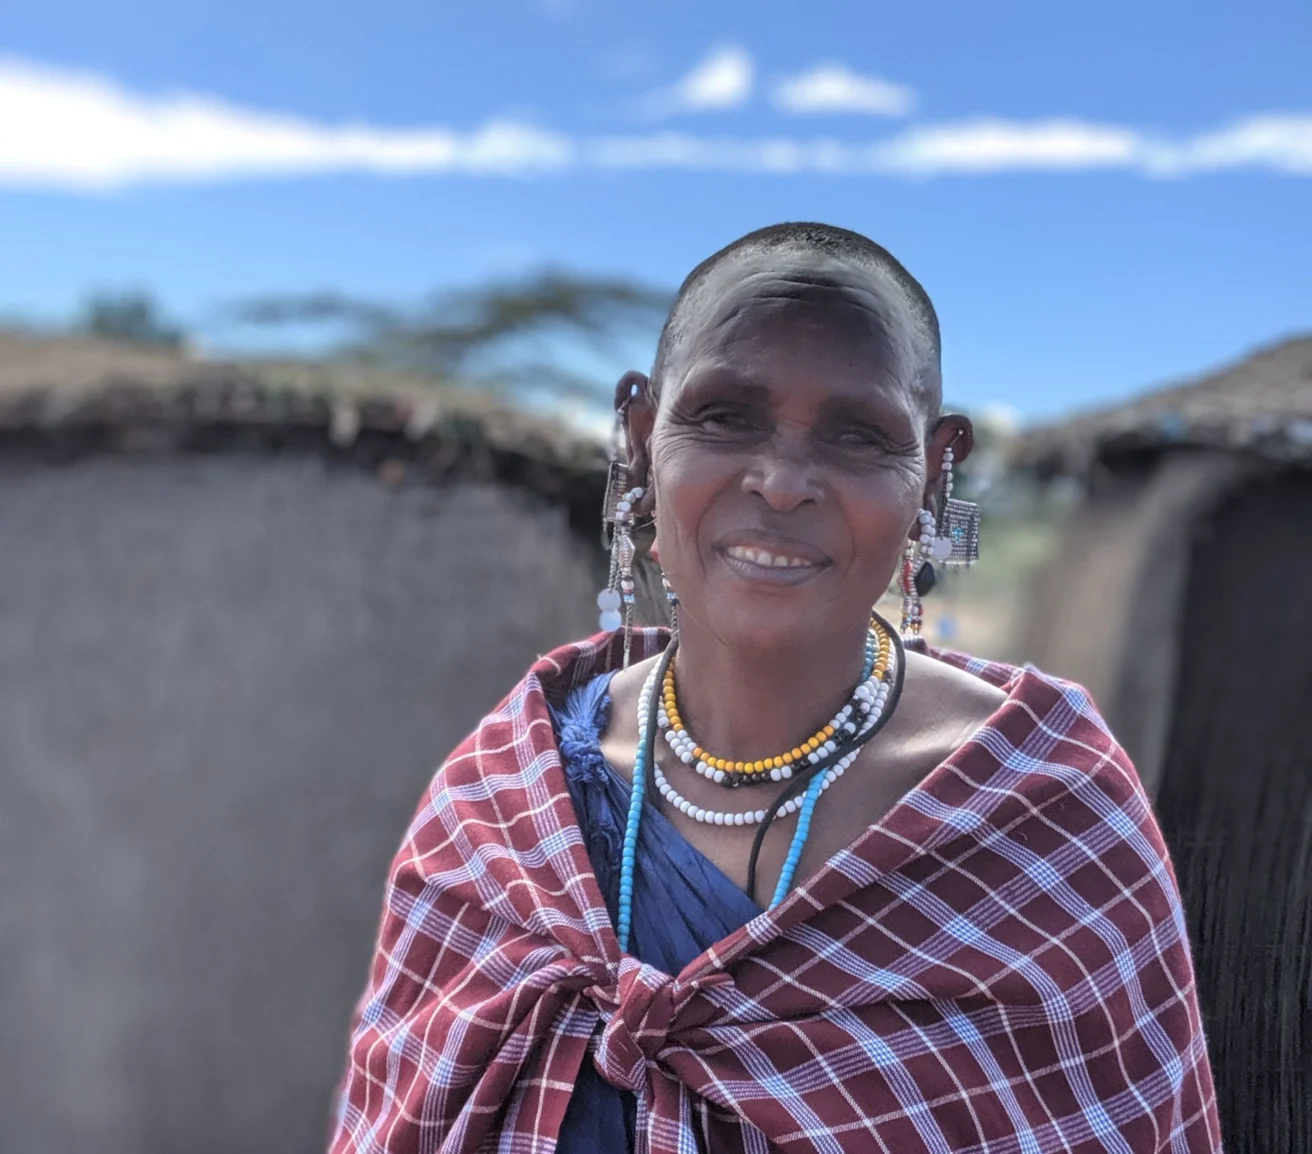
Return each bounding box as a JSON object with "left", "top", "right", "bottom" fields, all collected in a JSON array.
[
  {"left": 79, "top": 292, "right": 185, "bottom": 348},
  {"left": 227, "top": 272, "right": 672, "bottom": 404}
]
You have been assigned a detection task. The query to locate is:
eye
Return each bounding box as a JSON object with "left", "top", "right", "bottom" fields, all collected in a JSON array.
[
  {"left": 833, "top": 423, "right": 884, "bottom": 448},
  {"left": 696, "top": 405, "right": 756, "bottom": 431}
]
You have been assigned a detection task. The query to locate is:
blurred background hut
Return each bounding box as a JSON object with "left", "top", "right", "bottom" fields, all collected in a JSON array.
[
  {"left": 4, "top": 308, "right": 1309, "bottom": 1154},
  {"left": 1013, "top": 334, "right": 1312, "bottom": 1154},
  {"left": 0, "top": 327, "right": 614, "bottom": 1154}
]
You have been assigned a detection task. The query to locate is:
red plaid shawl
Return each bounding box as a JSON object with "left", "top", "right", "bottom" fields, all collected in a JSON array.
[{"left": 330, "top": 630, "right": 1220, "bottom": 1153}]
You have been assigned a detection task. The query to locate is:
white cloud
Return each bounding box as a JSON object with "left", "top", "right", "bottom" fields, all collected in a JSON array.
[
  {"left": 773, "top": 63, "right": 916, "bottom": 118},
  {"left": 2, "top": 56, "right": 1311, "bottom": 191},
  {"left": 0, "top": 56, "right": 572, "bottom": 190},
  {"left": 1150, "top": 114, "right": 1312, "bottom": 175},
  {"left": 590, "top": 115, "right": 1312, "bottom": 177},
  {"left": 639, "top": 45, "right": 753, "bottom": 119},
  {"left": 589, "top": 133, "right": 869, "bottom": 173},
  {"left": 874, "top": 118, "right": 1146, "bottom": 174},
  {"left": 589, "top": 121, "right": 1145, "bottom": 174}
]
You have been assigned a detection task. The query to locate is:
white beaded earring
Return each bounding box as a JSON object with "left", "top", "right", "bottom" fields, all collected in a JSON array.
[
  {"left": 900, "top": 439, "right": 981, "bottom": 640},
  {"left": 937, "top": 442, "right": 981, "bottom": 567},
  {"left": 899, "top": 510, "right": 938, "bottom": 638},
  {"left": 597, "top": 485, "right": 645, "bottom": 667},
  {"left": 597, "top": 380, "right": 647, "bottom": 665}
]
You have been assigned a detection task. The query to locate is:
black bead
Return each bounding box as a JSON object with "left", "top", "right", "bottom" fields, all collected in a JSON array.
[{"left": 914, "top": 560, "right": 937, "bottom": 597}]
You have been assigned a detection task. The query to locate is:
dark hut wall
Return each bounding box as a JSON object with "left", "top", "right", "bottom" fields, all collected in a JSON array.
[
  {"left": 0, "top": 453, "right": 598, "bottom": 1154},
  {"left": 1021, "top": 450, "right": 1251, "bottom": 793},
  {"left": 1153, "top": 471, "right": 1312, "bottom": 1154}
]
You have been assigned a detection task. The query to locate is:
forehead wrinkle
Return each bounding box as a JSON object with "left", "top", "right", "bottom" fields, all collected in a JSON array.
[
  {"left": 671, "top": 255, "right": 917, "bottom": 373},
  {"left": 702, "top": 261, "right": 906, "bottom": 321},
  {"left": 686, "top": 277, "right": 917, "bottom": 390}
]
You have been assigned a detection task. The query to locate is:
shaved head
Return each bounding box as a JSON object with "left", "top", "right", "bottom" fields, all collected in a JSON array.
[{"left": 652, "top": 222, "right": 942, "bottom": 425}]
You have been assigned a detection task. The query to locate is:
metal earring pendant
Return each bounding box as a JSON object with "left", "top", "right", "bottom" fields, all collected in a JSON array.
[
  {"left": 597, "top": 382, "right": 648, "bottom": 661},
  {"left": 596, "top": 462, "right": 629, "bottom": 633},
  {"left": 596, "top": 485, "right": 645, "bottom": 666},
  {"left": 935, "top": 443, "right": 981, "bottom": 566},
  {"left": 661, "top": 572, "right": 679, "bottom": 637}
]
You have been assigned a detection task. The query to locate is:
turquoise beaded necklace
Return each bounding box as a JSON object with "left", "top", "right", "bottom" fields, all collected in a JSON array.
[{"left": 616, "top": 621, "right": 902, "bottom": 952}]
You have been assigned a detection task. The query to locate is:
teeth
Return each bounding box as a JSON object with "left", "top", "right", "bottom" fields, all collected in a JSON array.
[{"left": 726, "top": 545, "right": 813, "bottom": 569}]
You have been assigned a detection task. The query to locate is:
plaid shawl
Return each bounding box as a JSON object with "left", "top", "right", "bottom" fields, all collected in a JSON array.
[{"left": 329, "top": 630, "right": 1220, "bottom": 1154}]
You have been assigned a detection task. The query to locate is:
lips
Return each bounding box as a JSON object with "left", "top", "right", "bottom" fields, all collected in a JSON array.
[
  {"left": 717, "top": 535, "right": 830, "bottom": 584},
  {"left": 724, "top": 544, "right": 817, "bottom": 570}
]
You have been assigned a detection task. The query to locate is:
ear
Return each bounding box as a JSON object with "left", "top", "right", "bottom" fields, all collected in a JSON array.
[
  {"left": 615, "top": 369, "right": 657, "bottom": 514},
  {"left": 924, "top": 414, "right": 974, "bottom": 510}
]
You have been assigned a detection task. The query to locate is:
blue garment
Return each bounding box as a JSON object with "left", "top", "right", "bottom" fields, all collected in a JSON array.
[{"left": 549, "top": 671, "right": 763, "bottom": 1154}]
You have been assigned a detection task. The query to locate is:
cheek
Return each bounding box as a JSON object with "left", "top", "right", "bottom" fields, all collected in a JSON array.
[
  {"left": 649, "top": 437, "right": 735, "bottom": 572},
  {"left": 839, "top": 470, "right": 923, "bottom": 568}
]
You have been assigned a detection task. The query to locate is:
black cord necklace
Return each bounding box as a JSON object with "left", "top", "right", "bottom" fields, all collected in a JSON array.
[{"left": 632, "top": 612, "right": 908, "bottom": 906}]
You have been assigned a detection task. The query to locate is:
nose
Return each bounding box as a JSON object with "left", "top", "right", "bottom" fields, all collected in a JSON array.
[{"left": 742, "top": 437, "right": 822, "bottom": 514}]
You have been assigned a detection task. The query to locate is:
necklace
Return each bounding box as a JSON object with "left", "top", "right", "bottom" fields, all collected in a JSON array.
[
  {"left": 659, "top": 623, "right": 890, "bottom": 787},
  {"left": 615, "top": 614, "right": 903, "bottom": 950}
]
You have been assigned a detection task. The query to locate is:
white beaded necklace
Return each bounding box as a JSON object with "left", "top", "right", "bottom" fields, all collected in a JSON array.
[{"left": 645, "top": 649, "right": 897, "bottom": 828}]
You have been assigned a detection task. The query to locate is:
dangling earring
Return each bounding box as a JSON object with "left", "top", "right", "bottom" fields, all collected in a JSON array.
[
  {"left": 661, "top": 571, "right": 679, "bottom": 638},
  {"left": 899, "top": 509, "right": 938, "bottom": 638},
  {"left": 597, "top": 381, "right": 646, "bottom": 665},
  {"left": 900, "top": 437, "right": 981, "bottom": 641},
  {"left": 597, "top": 485, "right": 644, "bottom": 666},
  {"left": 936, "top": 442, "right": 981, "bottom": 567}
]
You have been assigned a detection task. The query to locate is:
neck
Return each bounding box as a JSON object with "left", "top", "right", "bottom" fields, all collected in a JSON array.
[{"left": 669, "top": 618, "right": 870, "bottom": 761}]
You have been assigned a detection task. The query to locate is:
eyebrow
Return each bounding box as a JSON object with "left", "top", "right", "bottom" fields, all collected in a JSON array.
[
  {"left": 676, "top": 369, "right": 771, "bottom": 403},
  {"left": 679, "top": 367, "right": 917, "bottom": 432},
  {"left": 818, "top": 390, "right": 911, "bottom": 422}
]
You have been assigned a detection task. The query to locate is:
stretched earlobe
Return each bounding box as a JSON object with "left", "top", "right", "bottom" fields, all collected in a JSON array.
[
  {"left": 613, "top": 370, "right": 649, "bottom": 414},
  {"left": 617, "top": 369, "right": 656, "bottom": 502}
]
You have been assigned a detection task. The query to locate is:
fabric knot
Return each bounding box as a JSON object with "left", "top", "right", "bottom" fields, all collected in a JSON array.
[
  {"left": 587, "top": 958, "right": 680, "bottom": 1094},
  {"left": 553, "top": 675, "right": 613, "bottom": 787},
  {"left": 557, "top": 728, "right": 610, "bottom": 786}
]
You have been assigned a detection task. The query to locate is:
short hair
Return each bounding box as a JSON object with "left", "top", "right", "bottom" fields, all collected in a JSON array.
[{"left": 651, "top": 222, "right": 941, "bottom": 418}]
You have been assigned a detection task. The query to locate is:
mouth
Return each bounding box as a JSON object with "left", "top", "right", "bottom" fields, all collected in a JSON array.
[{"left": 718, "top": 539, "right": 830, "bottom": 585}]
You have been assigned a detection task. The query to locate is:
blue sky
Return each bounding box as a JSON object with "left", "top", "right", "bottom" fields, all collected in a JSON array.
[{"left": 1, "top": 0, "right": 1309, "bottom": 420}]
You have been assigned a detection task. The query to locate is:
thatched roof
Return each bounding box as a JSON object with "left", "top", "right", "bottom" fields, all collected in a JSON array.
[
  {"left": 1012, "top": 334, "right": 1312, "bottom": 477},
  {"left": 0, "top": 330, "right": 609, "bottom": 534}
]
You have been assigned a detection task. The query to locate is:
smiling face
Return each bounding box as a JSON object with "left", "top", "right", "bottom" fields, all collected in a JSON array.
[{"left": 630, "top": 249, "right": 956, "bottom": 653}]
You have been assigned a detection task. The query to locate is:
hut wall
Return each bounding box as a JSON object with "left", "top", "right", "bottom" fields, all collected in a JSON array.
[
  {"left": 1022, "top": 451, "right": 1248, "bottom": 791},
  {"left": 0, "top": 455, "right": 598, "bottom": 1154},
  {"left": 1153, "top": 471, "right": 1312, "bottom": 1153}
]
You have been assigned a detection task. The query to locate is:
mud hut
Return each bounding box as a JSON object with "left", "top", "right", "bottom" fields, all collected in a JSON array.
[
  {"left": 0, "top": 332, "right": 613, "bottom": 1153},
  {"left": 1014, "top": 334, "right": 1312, "bottom": 1153}
]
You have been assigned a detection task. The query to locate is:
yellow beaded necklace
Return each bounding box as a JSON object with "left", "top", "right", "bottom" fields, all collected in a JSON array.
[{"left": 660, "top": 616, "right": 893, "bottom": 784}]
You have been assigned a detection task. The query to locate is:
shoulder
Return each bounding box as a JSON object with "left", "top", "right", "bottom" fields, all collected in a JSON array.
[
  {"left": 917, "top": 651, "right": 1146, "bottom": 807},
  {"left": 897, "top": 648, "right": 1010, "bottom": 750},
  {"left": 592, "top": 653, "right": 662, "bottom": 782}
]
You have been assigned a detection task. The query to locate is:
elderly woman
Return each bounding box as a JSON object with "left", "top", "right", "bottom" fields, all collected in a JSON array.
[{"left": 329, "top": 224, "right": 1220, "bottom": 1153}]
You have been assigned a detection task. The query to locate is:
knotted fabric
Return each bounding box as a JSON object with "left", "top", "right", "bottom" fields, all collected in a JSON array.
[
  {"left": 328, "top": 629, "right": 1221, "bottom": 1154},
  {"left": 588, "top": 958, "right": 679, "bottom": 1094}
]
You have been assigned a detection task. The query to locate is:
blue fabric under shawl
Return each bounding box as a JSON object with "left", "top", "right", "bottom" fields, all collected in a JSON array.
[{"left": 549, "top": 671, "right": 762, "bottom": 1153}]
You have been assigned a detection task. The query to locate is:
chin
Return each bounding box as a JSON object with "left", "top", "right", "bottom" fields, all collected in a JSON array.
[{"left": 700, "top": 589, "right": 827, "bottom": 652}]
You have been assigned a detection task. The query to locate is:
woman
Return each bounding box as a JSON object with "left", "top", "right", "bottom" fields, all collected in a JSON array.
[{"left": 329, "top": 223, "right": 1220, "bottom": 1153}]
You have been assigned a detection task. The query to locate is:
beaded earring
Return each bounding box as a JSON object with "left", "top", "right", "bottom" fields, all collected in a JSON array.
[
  {"left": 899, "top": 439, "right": 981, "bottom": 640},
  {"left": 598, "top": 485, "right": 644, "bottom": 666},
  {"left": 937, "top": 442, "right": 982, "bottom": 566},
  {"left": 598, "top": 382, "right": 647, "bottom": 666}
]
